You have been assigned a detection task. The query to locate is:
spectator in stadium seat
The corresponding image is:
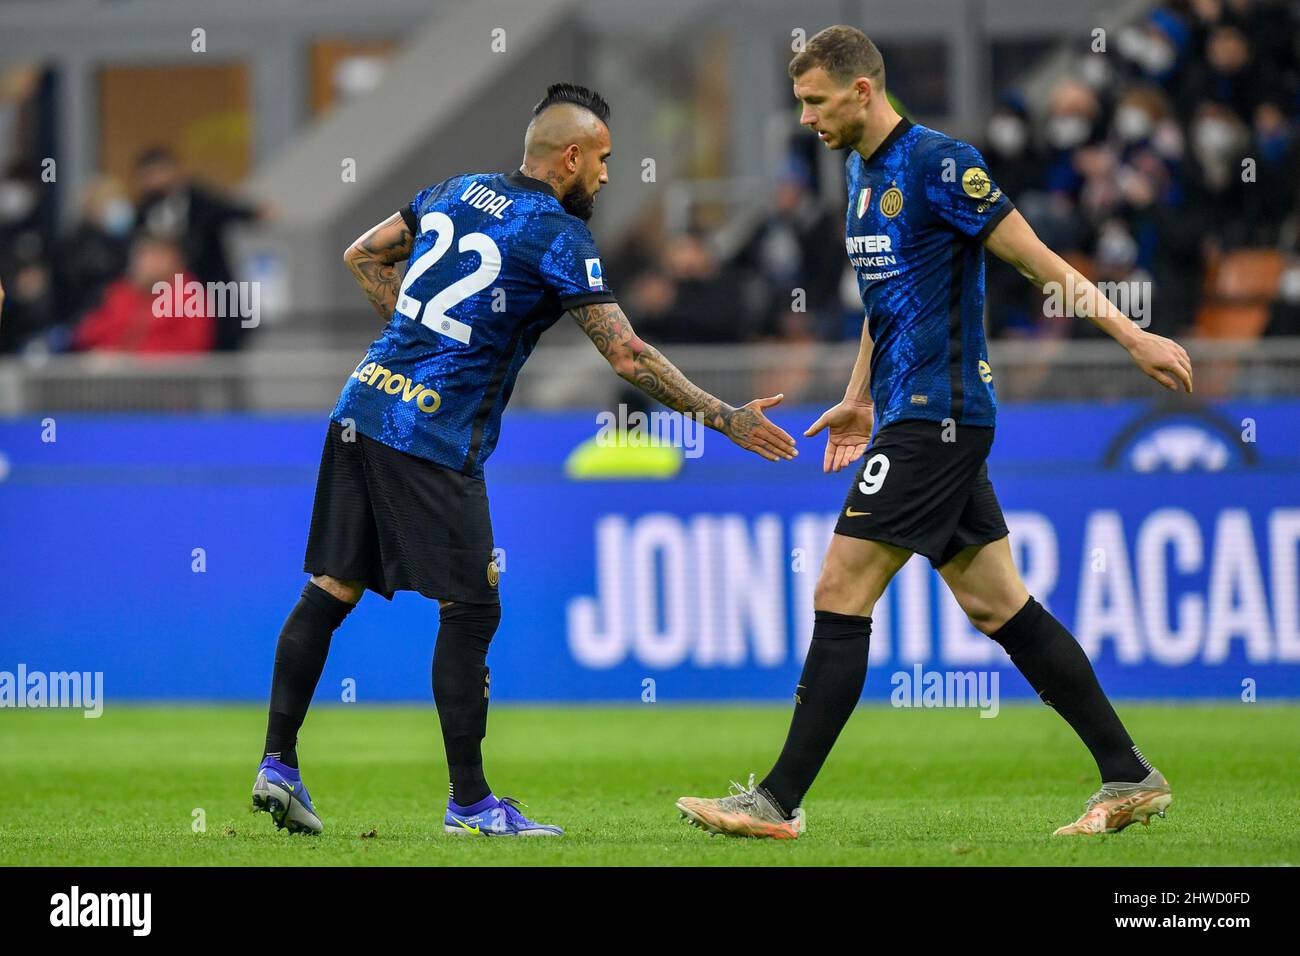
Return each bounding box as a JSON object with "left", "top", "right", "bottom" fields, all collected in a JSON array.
[
  {"left": 732, "top": 160, "right": 843, "bottom": 340},
  {"left": 1041, "top": 79, "right": 1105, "bottom": 199},
  {"left": 0, "top": 160, "right": 55, "bottom": 353},
  {"left": 982, "top": 98, "right": 1043, "bottom": 201},
  {"left": 981, "top": 99, "right": 1049, "bottom": 339},
  {"left": 132, "top": 146, "right": 270, "bottom": 352},
  {"left": 0, "top": 234, "right": 53, "bottom": 355},
  {"left": 632, "top": 232, "right": 755, "bottom": 344},
  {"left": 71, "top": 232, "right": 214, "bottom": 353},
  {"left": 1244, "top": 98, "right": 1299, "bottom": 245},
  {"left": 1180, "top": 23, "right": 1263, "bottom": 122},
  {"left": 1115, "top": 7, "right": 1190, "bottom": 93},
  {"left": 1182, "top": 100, "right": 1254, "bottom": 249},
  {"left": 52, "top": 176, "right": 133, "bottom": 321}
]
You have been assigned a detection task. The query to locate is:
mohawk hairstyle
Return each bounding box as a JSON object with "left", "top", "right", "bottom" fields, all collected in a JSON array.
[{"left": 532, "top": 83, "right": 610, "bottom": 125}]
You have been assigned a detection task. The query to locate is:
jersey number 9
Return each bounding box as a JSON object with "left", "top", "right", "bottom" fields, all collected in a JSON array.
[{"left": 857, "top": 453, "right": 890, "bottom": 495}]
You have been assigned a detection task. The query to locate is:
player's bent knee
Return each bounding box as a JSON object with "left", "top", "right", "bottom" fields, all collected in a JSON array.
[
  {"left": 814, "top": 538, "right": 904, "bottom": 617},
  {"left": 439, "top": 600, "right": 501, "bottom": 643},
  {"left": 959, "top": 591, "right": 1028, "bottom": 636},
  {"left": 814, "top": 560, "right": 881, "bottom": 617},
  {"left": 310, "top": 574, "right": 365, "bottom": 605},
  {"left": 966, "top": 604, "right": 1008, "bottom": 636},
  {"left": 813, "top": 572, "right": 859, "bottom": 615}
]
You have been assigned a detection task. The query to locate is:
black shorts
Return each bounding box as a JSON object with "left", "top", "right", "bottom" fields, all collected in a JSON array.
[
  {"left": 833, "top": 419, "right": 1008, "bottom": 569},
  {"left": 303, "top": 421, "right": 500, "bottom": 605}
]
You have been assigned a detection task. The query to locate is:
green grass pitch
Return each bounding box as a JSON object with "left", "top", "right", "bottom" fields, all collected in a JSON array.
[{"left": 1, "top": 703, "right": 1295, "bottom": 866}]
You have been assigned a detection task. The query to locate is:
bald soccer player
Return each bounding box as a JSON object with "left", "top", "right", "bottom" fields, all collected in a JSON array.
[{"left": 251, "top": 83, "right": 797, "bottom": 837}]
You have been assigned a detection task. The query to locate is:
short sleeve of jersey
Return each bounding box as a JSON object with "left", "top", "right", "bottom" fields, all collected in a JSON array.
[
  {"left": 923, "top": 139, "right": 1014, "bottom": 242},
  {"left": 540, "top": 218, "right": 617, "bottom": 311},
  {"left": 399, "top": 179, "right": 456, "bottom": 235}
]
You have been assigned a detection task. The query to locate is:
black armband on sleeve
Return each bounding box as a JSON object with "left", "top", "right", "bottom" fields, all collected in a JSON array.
[
  {"left": 560, "top": 291, "right": 618, "bottom": 312},
  {"left": 399, "top": 205, "right": 418, "bottom": 236}
]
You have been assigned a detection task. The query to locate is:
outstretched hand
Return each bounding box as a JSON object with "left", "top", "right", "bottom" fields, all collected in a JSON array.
[
  {"left": 805, "top": 399, "right": 874, "bottom": 473},
  {"left": 1127, "top": 328, "right": 1193, "bottom": 393},
  {"left": 725, "top": 394, "right": 798, "bottom": 462}
]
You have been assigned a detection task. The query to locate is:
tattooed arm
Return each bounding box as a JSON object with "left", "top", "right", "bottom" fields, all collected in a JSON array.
[
  {"left": 343, "top": 213, "right": 414, "bottom": 320},
  {"left": 569, "top": 300, "right": 797, "bottom": 462}
]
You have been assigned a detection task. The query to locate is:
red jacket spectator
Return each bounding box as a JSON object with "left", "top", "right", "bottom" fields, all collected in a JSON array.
[{"left": 73, "top": 234, "right": 214, "bottom": 353}]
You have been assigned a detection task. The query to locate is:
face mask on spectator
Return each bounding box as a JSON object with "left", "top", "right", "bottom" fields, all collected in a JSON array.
[
  {"left": 1142, "top": 38, "right": 1176, "bottom": 76},
  {"left": 99, "top": 198, "right": 135, "bottom": 237},
  {"left": 988, "top": 115, "right": 1027, "bottom": 156},
  {"left": 1115, "top": 105, "right": 1154, "bottom": 143},
  {"left": 1046, "top": 115, "right": 1090, "bottom": 150},
  {"left": 1279, "top": 265, "right": 1300, "bottom": 304},
  {"left": 1097, "top": 222, "right": 1138, "bottom": 271},
  {"left": 1078, "top": 55, "right": 1111, "bottom": 90},
  {"left": 1194, "top": 119, "right": 1238, "bottom": 159},
  {"left": 0, "top": 180, "right": 36, "bottom": 223},
  {"left": 1117, "top": 26, "right": 1176, "bottom": 77}
]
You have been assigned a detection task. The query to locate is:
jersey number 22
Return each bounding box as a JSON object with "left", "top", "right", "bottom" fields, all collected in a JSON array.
[{"left": 396, "top": 211, "right": 501, "bottom": 344}]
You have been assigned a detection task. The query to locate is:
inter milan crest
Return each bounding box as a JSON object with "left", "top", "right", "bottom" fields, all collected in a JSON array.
[{"left": 879, "top": 186, "right": 904, "bottom": 218}]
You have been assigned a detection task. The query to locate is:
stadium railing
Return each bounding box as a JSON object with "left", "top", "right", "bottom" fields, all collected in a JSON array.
[{"left": 1, "top": 337, "right": 1298, "bottom": 414}]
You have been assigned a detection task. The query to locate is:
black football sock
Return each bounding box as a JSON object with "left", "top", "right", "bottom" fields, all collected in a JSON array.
[
  {"left": 991, "top": 597, "right": 1152, "bottom": 782},
  {"left": 264, "top": 582, "right": 356, "bottom": 769},
  {"left": 433, "top": 601, "right": 500, "bottom": 807},
  {"left": 759, "top": 610, "right": 871, "bottom": 817}
]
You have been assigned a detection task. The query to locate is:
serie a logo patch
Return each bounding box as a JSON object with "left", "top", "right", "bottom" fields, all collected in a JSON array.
[{"left": 585, "top": 258, "right": 605, "bottom": 290}]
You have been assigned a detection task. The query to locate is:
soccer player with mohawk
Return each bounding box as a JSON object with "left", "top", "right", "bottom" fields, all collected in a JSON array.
[{"left": 252, "top": 83, "right": 796, "bottom": 837}]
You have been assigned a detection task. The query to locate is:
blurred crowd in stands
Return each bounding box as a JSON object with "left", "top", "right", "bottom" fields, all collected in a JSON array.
[
  {"left": 1, "top": 0, "right": 1298, "bottom": 359},
  {"left": 0, "top": 146, "right": 267, "bottom": 355},
  {"left": 608, "top": 0, "right": 1300, "bottom": 346}
]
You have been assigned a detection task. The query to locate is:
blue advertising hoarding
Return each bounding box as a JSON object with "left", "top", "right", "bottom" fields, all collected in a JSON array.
[{"left": 0, "top": 399, "right": 1296, "bottom": 702}]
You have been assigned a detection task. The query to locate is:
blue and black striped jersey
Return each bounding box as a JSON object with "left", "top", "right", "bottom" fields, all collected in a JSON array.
[
  {"left": 844, "top": 117, "right": 1014, "bottom": 429},
  {"left": 332, "top": 171, "right": 616, "bottom": 477}
]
